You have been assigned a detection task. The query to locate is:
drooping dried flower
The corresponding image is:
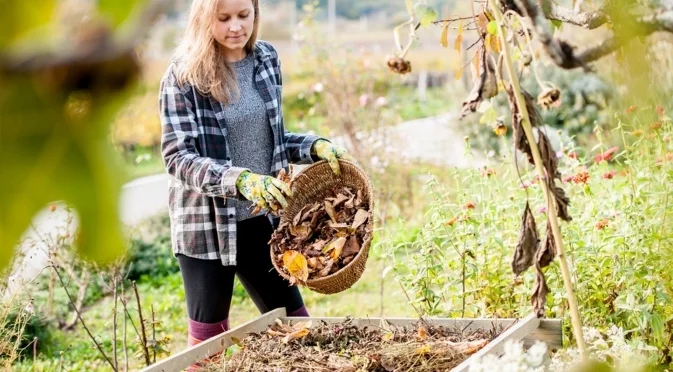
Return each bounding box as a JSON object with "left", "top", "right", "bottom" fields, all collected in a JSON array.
[
  {"left": 537, "top": 87, "right": 561, "bottom": 109},
  {"left": 386, "top": 56, "right": 412, "bottom": 75}
]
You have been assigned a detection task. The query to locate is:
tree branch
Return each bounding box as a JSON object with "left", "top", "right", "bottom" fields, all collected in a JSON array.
[
  {"left": 514, "top": 0, "right": 673, "bottom": 70},
  {"left": 545, "top": 3, "right": 608, "bottom": 29}
]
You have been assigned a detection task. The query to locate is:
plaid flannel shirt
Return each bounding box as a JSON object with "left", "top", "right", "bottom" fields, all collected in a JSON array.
[{"left": 159, "top": 40, "right": 323, "bottom": 266}]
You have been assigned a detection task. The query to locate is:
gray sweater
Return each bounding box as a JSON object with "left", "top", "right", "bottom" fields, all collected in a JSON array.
[{"left": 222, "top": 52, "right": 274, "bottom": 221}]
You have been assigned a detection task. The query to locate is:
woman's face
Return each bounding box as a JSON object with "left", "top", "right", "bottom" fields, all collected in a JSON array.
[{"left": 212, "top": 0, "right": 255, "bottom": 59}]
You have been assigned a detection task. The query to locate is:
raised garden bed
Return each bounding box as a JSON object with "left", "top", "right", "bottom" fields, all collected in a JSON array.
[{"left": 141, "top": 308, "right": 562, "bottom": 372}]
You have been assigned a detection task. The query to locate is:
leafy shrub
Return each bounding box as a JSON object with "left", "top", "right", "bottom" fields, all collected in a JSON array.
[{"left": 125, "top": 214, "right": 179, "bottom": 282}]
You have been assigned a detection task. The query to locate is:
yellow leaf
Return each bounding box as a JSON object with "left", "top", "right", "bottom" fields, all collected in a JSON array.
[
  {"left": 454, "top": 20, "right": 463, "bottom": 52},
  {"left": 282, "top": 251, "right": 309, "bottom": 282},
  {"left": 439, "top": 21, "right": 449, "bottom": 48},
  {"left": 472, "top": 50, "right": 481, "bottom": 77},
  {"left": 325, "top": 237, "right": 347, "bottom": 261},
  {"left": 324, "top": 200, "right": 337, "bottom": 223},
  {"left": 455, "top": 65, "right": 463, "bottom": 80},
  {"left": 476, "top": 13, "right": 489, "bottom": 34},
  {"left": 383, "top": 332, "right": 394, "bottom": 342},
  {"left": 484, "top": 33, "right": 492, "bottom": 52},
  {"left": 281, "top": 328, "right": 310, "bottom": 344},
  {"left": 492, "top": 34, "right": 502, "bottom": 54}
]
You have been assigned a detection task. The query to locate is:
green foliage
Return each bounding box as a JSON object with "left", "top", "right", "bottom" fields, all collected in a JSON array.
[
  {"left": 125, "top": 215, "right": 179, "bottom": 282},
  {"left": 0, "top": 0, "right": 153, "bottom": 272},
  {"left": 0, "top": 0, "right": 55, "bottom": 47},
  {"left": 384, "top": 104, "right": 673, "bottom": 363}
]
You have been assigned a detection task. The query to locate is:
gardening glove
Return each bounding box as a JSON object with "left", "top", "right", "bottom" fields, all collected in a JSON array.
[
  {"left": 235, "top": 171, "right": 293, "bottom": 212},
  {"left": 311, "top": 139, "right": 356, "bottom": 176}
]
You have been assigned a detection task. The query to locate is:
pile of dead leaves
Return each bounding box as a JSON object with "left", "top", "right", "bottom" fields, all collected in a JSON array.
[
  {"left": 269, "top": 186, "right": 372, "bottom": 284},
  {"left": 221, "top": 318, "right": 496, "bottom": 372}
]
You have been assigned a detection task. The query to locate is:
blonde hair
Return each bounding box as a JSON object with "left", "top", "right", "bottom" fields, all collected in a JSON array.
[{"left": 173, "top": 0, "right": 260, "bottom": 103}]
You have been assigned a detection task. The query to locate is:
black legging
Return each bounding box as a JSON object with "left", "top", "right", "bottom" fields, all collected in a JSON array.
[{"left": 177, "top": 216, "right": 305, "bottom": 323}]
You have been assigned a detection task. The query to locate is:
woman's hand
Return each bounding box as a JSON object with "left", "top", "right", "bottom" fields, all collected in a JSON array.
[
  {"left": 235, "top": 171, "right": 293, "bottom": 212},
  {"left": 312, "top": 140, "right": 356, "bottom": 175}
]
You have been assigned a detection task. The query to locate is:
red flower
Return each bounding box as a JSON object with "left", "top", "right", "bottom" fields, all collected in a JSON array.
[
  {"left": 626, "top": 105, "right": 637, "bottom": 114},
  {"left": 602, "top": 171, "right": 617, "bottom": 179},
  {"left": 568, "top": 152, "right": 578, "bottom": 160},
  {"left": 573, "top": 171, "right": 590, "bottom": 184},
  {"left": 463, "top": 202, "right": 476, "bottom": 210},
  {"left": 594, "top": 146, "right": 619, "bottom": 163},
  {"left": 596, "top": 219, "right": 609, "bottom": 230}
]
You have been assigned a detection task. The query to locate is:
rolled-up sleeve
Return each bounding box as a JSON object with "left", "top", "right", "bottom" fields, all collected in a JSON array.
[{"left": 160, "top": 73, "right": 248, "bottom": 199}]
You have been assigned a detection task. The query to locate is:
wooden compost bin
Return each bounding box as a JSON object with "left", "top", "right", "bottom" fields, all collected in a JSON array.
[{"left": 142, "top": 308, "right": 562, "bottom": 372}]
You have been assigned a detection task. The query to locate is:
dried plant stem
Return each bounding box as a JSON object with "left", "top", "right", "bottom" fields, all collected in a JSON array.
[
  {"left": 151, "top": 305, "right": 157, "bottom": 364},
  {"left": 122, "top": 284, "right": 129, "bottom": 372},
  {"left": 53, "top": 266, "right": 118, "bottom": 371},
  {"left": 112, "top": 275, "right": 119, "bottom": 370},
  {"left": 132, "top": 280, "right": 152, "bottom": 367},
  {"left": 488, "top": 0, "right": 587, "bottom": 359}
]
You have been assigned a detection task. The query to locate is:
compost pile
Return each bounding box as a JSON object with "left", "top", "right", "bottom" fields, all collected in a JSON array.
[
  {"left": 222, "top": 319, "right": 497, "bottom": 372},
  {"left": 269, "top": 185, "right": 372, "bottom": 284}
]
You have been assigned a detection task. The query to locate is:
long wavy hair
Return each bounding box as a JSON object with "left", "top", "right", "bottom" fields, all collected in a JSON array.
[{"left": 173, "top": 0, "right": 260, "bottom": 103}]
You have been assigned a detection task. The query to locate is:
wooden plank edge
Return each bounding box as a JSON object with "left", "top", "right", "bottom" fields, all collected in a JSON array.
[
  {"left": 140, "top": 308, "right": 287, "bottom": 372},
  {"left": 451, "top": 314, "right": 541, "bottom": 372}
]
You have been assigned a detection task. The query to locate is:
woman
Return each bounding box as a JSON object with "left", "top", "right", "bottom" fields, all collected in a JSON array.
[{"left": 159, "top": 0, "right": 353, "bottom": 357}]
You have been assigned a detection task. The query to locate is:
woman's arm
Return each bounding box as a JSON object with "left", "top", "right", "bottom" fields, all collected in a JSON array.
[{"left": 160, "top": 72, "right": 249, "bottom": 199}]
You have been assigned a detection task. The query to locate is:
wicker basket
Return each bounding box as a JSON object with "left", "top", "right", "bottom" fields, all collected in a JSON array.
[{"left": 270, "top": 160, "right": 374, "bottom": 295}]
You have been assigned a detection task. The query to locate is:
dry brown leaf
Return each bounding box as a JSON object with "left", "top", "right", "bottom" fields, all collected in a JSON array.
[
  {"left": 293, "top": 205, "right": 309, "bottom": 226},
  {"left": 323, "top": 237, "right": 346, "bottom": 261},
  {"left": 342, "top": 236, "right": 360, "bottom": 258},
  {"left": 317, "top": 259, "right": 334, "bottom": 277},
  {"left": 418, "top": 327, "right": 427, "bottom": 340},
  {"left": 352, "top": 209, "right": 369, "bottom": 230},
  {"left": 536, "top": 221, "right": 557, "bottom": 268},
  {"left": 531, "top": 266, "right": 550, "bottom": 318},
  {"left": 461, "top": 46, "right": 498, "bottom": 118},
  {"left": 282, "top": 251, "right": 309, "bottom": 282},
  {"left": 512, "top": 202, "right": 538, "bottom": 276},
  {"left": 548, "top": 179, "right": 572, "bottom": 222},
  {"left": 324, "top": 200, "right": 337, "bottom": 223}
]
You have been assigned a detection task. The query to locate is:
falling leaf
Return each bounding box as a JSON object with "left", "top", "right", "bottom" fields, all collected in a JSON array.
[
  {"left": 282, "top": 251, "right": 309, "bottom": 282},
  {"left": 512, "top": 203, "right": 538, "bottom": 276},
  {"left": 352, "top": 209, "right": 369, "bottom": 230},
  {"left": 324, "top": 200, "right": 337, "bottom": 223},
  {"left": 454, "top": 20, "right": 464, "bottom": 52},
  {"left": 440, "top": 21, "right": 449, "bottom": 48}
]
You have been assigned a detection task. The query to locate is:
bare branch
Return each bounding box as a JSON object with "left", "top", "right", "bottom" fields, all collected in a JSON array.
[{"left": 545, "top": 3, "right": 608, "bottom": 29}]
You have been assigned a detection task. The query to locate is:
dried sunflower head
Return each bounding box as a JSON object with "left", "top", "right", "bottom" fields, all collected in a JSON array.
[
  {"left": 386, "top": 56, "right": 412, "bottom": 75},
  {"left": 537, "top": 87, "right": 561, "bottom": 109}
]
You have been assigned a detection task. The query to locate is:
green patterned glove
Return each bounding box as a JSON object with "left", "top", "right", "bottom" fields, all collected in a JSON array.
[
  {"left": 312, "top": 139, "right": 356, "bottom": 175},
  {"left": 235, "top": 171, "right": 293, "bottom": 213}
]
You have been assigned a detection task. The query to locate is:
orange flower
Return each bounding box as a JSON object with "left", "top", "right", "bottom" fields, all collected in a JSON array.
[
  {"left": 625, "top": 105, "right": 637, "bottom": 114},
  {"left": 596, "top": 219, "right": 609, "bottom": 230},
  {"left": 631, "top": 129, "right": 644, "bottom": 136},
  {"left": 567, "top": 152, "right": 578, "bottom": 160},
  {"left": 463, "top": 202, "right": 476, "bottom": 210},
  {"left": 573, "top": 171, "right": 590, "bottom": 184},
  {"left": 650, "top": 121, "right": 662, "bottom": 130},
  {"left": 444, "top": 217, "right": 458, "bottom": 227}
]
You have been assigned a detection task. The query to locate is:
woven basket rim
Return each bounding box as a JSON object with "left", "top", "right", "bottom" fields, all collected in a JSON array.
[{"left": 271, "top": 159, "right": 374, "bottom": 287}]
